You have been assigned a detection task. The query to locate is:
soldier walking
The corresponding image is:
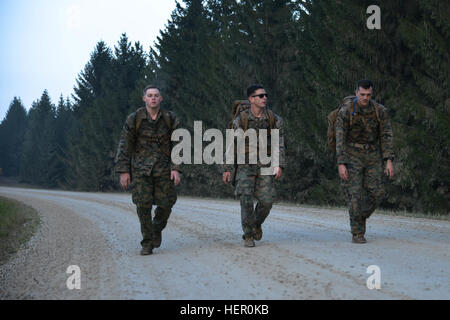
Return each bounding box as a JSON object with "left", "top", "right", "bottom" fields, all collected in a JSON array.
[
  {"left": 115, "top": 85, "right": 181, "bottom": 255},
  {"left": 335, "top": 79, "right": 394, "bottom": 243},
  {"left": 223, "top": 84, "right": 286, "bottom": 247}
]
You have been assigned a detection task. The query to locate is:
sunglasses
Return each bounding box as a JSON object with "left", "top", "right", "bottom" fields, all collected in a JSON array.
[{"left": 251, "top": 93, "right": 268, "bottom": 99}]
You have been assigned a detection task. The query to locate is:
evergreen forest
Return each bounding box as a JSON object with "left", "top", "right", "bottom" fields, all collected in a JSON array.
[{"left": 0, "top": 0, "right": 448, "bottom": 215}]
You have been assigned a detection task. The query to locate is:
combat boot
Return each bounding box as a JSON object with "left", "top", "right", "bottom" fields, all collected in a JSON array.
[
  {"left": 352, "top": 234, "right": 367, "bottom": 244},
  {"left": 140, "top": 246, "right": 153, "bottom": 255},
  {"left": 153, "top": 231, "right": 162, "bottom": 248},
  {"left": 244, "top": 235, "right": 255, "bottom": 247},
  {"left": 254, "top": 225, "right": 263, "bottom": 241}
]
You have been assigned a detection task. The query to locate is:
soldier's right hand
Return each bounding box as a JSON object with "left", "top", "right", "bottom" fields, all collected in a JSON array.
[
  {"left": 223, "top": 172, "right": 231, "bottom": 184},
  {"left": 338, "top": 164, "right": 348, "bottom": 181},
  {"left": 120, "top": 173, "right": 131, "bottom": 190},
  {"left": 385, "top": 159, "right": 394, "bottom": 180}
]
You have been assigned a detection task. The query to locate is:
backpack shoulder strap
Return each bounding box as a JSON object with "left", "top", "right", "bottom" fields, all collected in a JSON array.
[
  {"left": 267, "top": 109, "right": 275, "bottom": 128},
  {"left": 372, "top": 101, "right": 381, "bottom": 123},
  {"left": 240, "top": 109, "right": 249, "bottom": 131},
  {"left": 135, "top": 107, "right": 146, "bottom": 135},
  {"left": 371, "top": 101, "right": 383, "bottom": 136},
  {"left": 349, "top": 98, "right": 358, "bottom": 127},
  {"left": 338, "top": 96, "right": 357, "bottom": 127},
  {"left": 267, "top": 109, "right": 275, "bottom": 135},
  {"left": 135, "top": 108, "right": 173, "bottom": 135},
  {"left": 239, "top": 108, "right": 275, "bottom": 132},
  {"left": 161, "top": 109, "right": 172, "bottom": 132}
]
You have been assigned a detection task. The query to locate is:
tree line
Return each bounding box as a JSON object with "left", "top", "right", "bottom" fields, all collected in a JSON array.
[{"left": 0, "top": 0, "right": 448, "bottom": 214}]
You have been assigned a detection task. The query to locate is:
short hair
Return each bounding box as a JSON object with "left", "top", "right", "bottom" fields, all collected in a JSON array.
[
  {"left": 143, "top": 85, "right": 161, "bottom": 96},
  {"left": 356, "top": 79, "right": 374, "bottom": 91},
  {"left": 246, "top": 84, "right": 265, "bottom": 98}
]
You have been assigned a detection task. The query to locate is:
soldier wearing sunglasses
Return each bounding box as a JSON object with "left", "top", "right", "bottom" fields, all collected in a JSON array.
[{"left": 223, "top": 84, "right": 286, "bottom": 247}]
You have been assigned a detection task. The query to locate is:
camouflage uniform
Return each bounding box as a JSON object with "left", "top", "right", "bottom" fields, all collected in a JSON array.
[
  {"left": 335, "top": 98, "right": 394, "bottom": 236},
  {"left": 224, "top": 108, "right": 286, "bottom": 239},
  {"left": 115, "top": 107, "right": 180, "bottom": 249}
]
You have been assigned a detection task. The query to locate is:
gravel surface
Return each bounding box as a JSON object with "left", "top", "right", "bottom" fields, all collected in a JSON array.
[{"left": 0, "top": 186, "right": 449, "bottom": 300}]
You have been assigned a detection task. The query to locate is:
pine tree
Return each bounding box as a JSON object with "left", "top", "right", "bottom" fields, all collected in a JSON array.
[
  {"left": 151, "top": 0, "right": 219, "bottom": 125},
  {"left": 20, "top": 91, "right": 56, "bottom": 185},
  {"left": 6, "top": 1, "right": 448, "bottom": 214},
  {"left": 0, "top": 97, "right": 28, "bottom": 177},
  {"left": 72, "top": 35, "right": 148, "bottom": 190},
  {"left": 72, "top": 41, "right": 113, "bottom": 118},
  {"left": 45, "top": 96, "right": 74, "bottom": 188}
]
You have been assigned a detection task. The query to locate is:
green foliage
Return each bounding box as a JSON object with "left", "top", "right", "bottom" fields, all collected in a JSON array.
[
  {"left": 68, "top": 35, "right": 148, "bottom": 191},
  {"left": 1, "top": 1, "right": 448, "bottom": 214},
  {"left": 19, "top": 90, "right": 56, "bottom": 186},
  {"left": 0, "top": 196, "right": 40, "bottom": 264},
  {"left": 0, "top": 97, "right": 28, "bottom": 176}
]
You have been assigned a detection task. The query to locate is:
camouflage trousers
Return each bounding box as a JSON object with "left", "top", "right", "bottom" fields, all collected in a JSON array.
[
  {"left": 132, "top": 173, "right": 177, "bottom": 247},
  {"left": 235, "top": 165, "right": 275, "bottom": 238},
  {"left": 341, "top": 149, "right": 386, "bottom": 236}
]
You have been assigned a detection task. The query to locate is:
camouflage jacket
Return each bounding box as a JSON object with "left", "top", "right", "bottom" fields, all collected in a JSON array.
[
  {"left": 223, "top": 107, "right": 286, "bottom": 172},
  {"left": 115, "top": 107, "right": 181, "bottom": 177},
  {"left": 335, "top": 98, "right": 394, "bottom": 164}
]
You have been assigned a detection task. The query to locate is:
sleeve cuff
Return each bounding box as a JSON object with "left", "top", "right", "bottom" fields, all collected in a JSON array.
[
  {"left": 223, "top": 165, "right": 233, "bottom": 173},
  {"left": 115, "top": 165, "right": 130, "bottom": 174}
]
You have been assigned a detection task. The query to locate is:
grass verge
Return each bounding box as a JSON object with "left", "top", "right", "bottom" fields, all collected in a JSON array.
[{"left": 0, "top": 196, "right": 40, "bottom": 265}]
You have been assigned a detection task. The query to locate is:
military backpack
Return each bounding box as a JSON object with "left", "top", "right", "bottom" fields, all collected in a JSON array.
[
  {"left": 135, "top": 107, "right": 172, "bottom": 134},
  {"left": 327, "top": 96, "right": 381, "bottom": 153},
  {"left": 229, "top": 100, "right": 275, "bottom": 132},
  {"left": 228, "top": 100, "right": 276, "bottom": 185},
  {"left": 134, "top": 107, "right": 173, "bottom": 158}
]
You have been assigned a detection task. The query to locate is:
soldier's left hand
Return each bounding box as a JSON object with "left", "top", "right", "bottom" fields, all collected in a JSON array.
[
  {"left": 171, "top": 170, "right": 181, "bottom": 186},
  {"left": 274, "top": 167, "right": 282, "bottom": 179}
]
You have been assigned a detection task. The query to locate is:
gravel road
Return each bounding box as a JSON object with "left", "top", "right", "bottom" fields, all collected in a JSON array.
[{"left": 0, "top": 186, "right": 449, "bottom": 300}]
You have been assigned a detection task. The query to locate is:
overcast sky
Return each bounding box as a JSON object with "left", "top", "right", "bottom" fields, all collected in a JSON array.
[{"left": 0, "top": 0, "right": 177, "bottom": 121}]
